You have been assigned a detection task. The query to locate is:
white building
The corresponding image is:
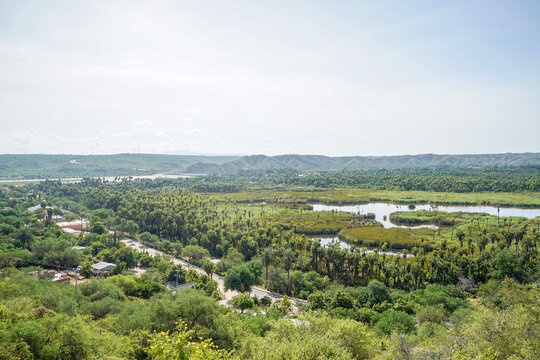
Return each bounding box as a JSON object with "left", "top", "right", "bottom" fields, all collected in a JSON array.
[{"left": 91, "top": 261, "right": 116, "bottom": 275}]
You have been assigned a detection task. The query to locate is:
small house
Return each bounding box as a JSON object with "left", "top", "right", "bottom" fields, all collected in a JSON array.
[{"left": 57, "top": 219, "right": 89, "bottom": 231}]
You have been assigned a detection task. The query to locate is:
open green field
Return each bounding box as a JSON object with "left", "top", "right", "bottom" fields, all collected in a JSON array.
[
  {"left": 207, "top": 188, "right": 540, "bottom": 207},
  {"left": 263, "top": 209, "right": 354, "bottom": 235},
  {"left": 388, "top": 209, "right": 527, "bottom": 226}
]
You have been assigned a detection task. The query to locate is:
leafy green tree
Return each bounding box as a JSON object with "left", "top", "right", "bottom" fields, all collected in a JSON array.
[
  {"left": 81, "top": 261, "right": 93, "bottom": 278},
  {"left": 116, "top": 246, "right": 136, "bottom": 268},
  {"left": 356, "top": 280, "right": 391, "bottom": 306},
  {"left": 491, "top": 250, "right": 526, "bottom": 282},
  {"left": 224, "top": 264, "right": 257, "bottom": 293},
  {"left": 232, "top": 293, "right": 255, "bottom": 313},
  {"left": 167, "top": 265, "right": 186, "bottom": 284},
  {"left": 330, "top": 291, "right": 356, "bottom": 309},
  {"left": 122, "top": 219, "right": 139, "bottom": 237},
  {"left": 90, "top": 220, "right": 106, "bottom": 235},
  {"left": 182, "top": 245, "right": 210, "bottom": 262},
  {"left": 15, "top": 229, "right": 34, "bottom": 250},
  {"left": 307, "top": 291, "right": 326, "bottom": 310},
  {"left": 203, "top": 260, "right": 216, "bottom": 279}
]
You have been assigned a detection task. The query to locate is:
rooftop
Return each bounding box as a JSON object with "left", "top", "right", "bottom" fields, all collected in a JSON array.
[
  {"left": 57, "top": 219, "right": 88, "bottom": 227},
  {"left": 91, "top": 261, "right": 116, "bottom": 270}
]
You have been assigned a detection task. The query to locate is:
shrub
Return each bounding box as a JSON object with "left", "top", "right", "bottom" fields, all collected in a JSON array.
[
  {"left": 416, "top": 305, "right": 446, "bottom": 325},
  {"left": 375, "top": 310, "right": 416, "bottom": 335}
]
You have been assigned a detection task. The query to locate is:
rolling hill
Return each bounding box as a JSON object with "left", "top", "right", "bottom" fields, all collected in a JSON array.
[
  {"left": 0, "top": 154, "right": 239, "bottom": 179},
  {"left": 1, "top": 152, "right": 539, "bottom": 179},
  {"left": 185, "top": 153, "right": 540, "bottom": 174}
]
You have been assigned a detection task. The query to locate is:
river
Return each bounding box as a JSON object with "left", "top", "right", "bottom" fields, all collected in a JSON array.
[{"left": 311, "top": 202, "right": 540, "bottom": 229}]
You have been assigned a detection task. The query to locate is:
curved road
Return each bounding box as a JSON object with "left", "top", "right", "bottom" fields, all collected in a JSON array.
[{"left": 121, "top": 238, "right": 307, "bottom": 309}]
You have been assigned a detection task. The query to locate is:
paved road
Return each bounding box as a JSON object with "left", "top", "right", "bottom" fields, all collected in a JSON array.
[{"left": 121, "top": 238, "right": 307, "bottom": 308}]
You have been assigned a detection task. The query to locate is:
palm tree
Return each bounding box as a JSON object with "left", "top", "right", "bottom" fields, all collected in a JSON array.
[
  {"left": 515, "top": 225, "right": 527, "bottom": 251},
  {"left": 478, "top": 235, "right": 488, "bottom": 255},
  {"left": 282, "top": 249, "right": 296, "bottom": 293},
  {"left": 16, "top": 229, "right": 33, "bottom": 250},
  {"left": 261, "top": 248, "right": 272, "bottom": 282},
  {"left": 489, "top": 232, "right": 499, "bottom": 251},
  {"left": 456, "top": 229, "right": 465, "bottom": 248},
  {"left": 466, "top": 237, "right": 474, "bottom": 255},
  {"left": 503, "top": 229, "right": 514, "bottom": 249},
  {"left": 311, "top": 241, "right": 321, "bottom": 272}
]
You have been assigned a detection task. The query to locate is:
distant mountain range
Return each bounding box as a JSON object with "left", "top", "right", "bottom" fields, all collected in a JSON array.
[
  {"left": 0, "top": 154, "right": 238, "bottom": 179},
  {"left": 185, "top": 153, "right": 540, "bottom": 174},
  {"left": 0, "top": 153, "right": 539, "bottom": 179}
]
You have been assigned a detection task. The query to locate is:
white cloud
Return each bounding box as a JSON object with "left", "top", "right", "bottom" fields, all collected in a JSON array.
[
  {"left": 0, "top": 1, "right": 538, "bottom": 155},
  {"left": 108, "top": 132, "right": 131, "bottom": 138},
  {"left": 186, "top": 128, "right": 204, "bottom": 135},
  {"left": 134, "top": 120, "right": 153, "bottom": 125}
]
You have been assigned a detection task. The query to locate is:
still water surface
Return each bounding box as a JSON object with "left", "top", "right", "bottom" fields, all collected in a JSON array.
[
  {"left": 313, "top": 236, "right": 414, "bottom": 257},
  {"left": 311, "top": 203, "right": 540, "bottom": 229}
]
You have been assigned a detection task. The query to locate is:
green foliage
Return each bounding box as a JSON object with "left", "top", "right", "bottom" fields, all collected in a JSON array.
[
  {"left": 402, "top": 280, "right": 540, "bottom": 359},
  {"left": 90, "top": 219, "right": 106, "bottom": 235},
  {"left": 146, "top": 321, "right": 238, "bottom": 360},
  {"left": 375, "top": 310, "right": 416, "bottom": 335},
  {"left": 32, "top": 237, "right": 81, "bottom": 268},
  {"left": 416, "top": 305, "right": 446, "bottom": 325},
  {"left": 413, "top": 285, "right": 469, "bottom": 313},
  {"left": 182, "top": 245, "right": 210, "bottom": 262},
  {"left": 241, "top": 312, "right": 379, "bottom": 360},
  {"left": 81, "top": 296, "right": 123, "bottom": 319},
  {"left": 243, "top": 315, "right": 272, "bottom": 336},
  {"left": 232, "top": 293, "right": 255, "bottom": 313},
  {"left": 356, "top": 280, "right": 392, "bottom": 306},
  {"left": 340, "top": 226, "right": 427, "bottom": 249},
  {"left": 106, "top": 274, "right": 165, "bottom": 299},
  {"left": 490, "top": 249, "right": 527, "bottom": 282},
  {"left": 224, "top": 264, "right": 259, "bottom": 293}
]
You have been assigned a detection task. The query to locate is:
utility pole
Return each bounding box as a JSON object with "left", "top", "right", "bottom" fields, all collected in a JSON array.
[
  {"left": 175, "top": 269, "right": 181, "bottom": 288},
  {"left": 74, "top": 267, "right": 80, "bottom": 303}
]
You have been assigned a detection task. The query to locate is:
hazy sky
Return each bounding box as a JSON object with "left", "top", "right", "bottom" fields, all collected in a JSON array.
[{"left": 1, "top": 0, "right": 539, "bottom": 156}]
